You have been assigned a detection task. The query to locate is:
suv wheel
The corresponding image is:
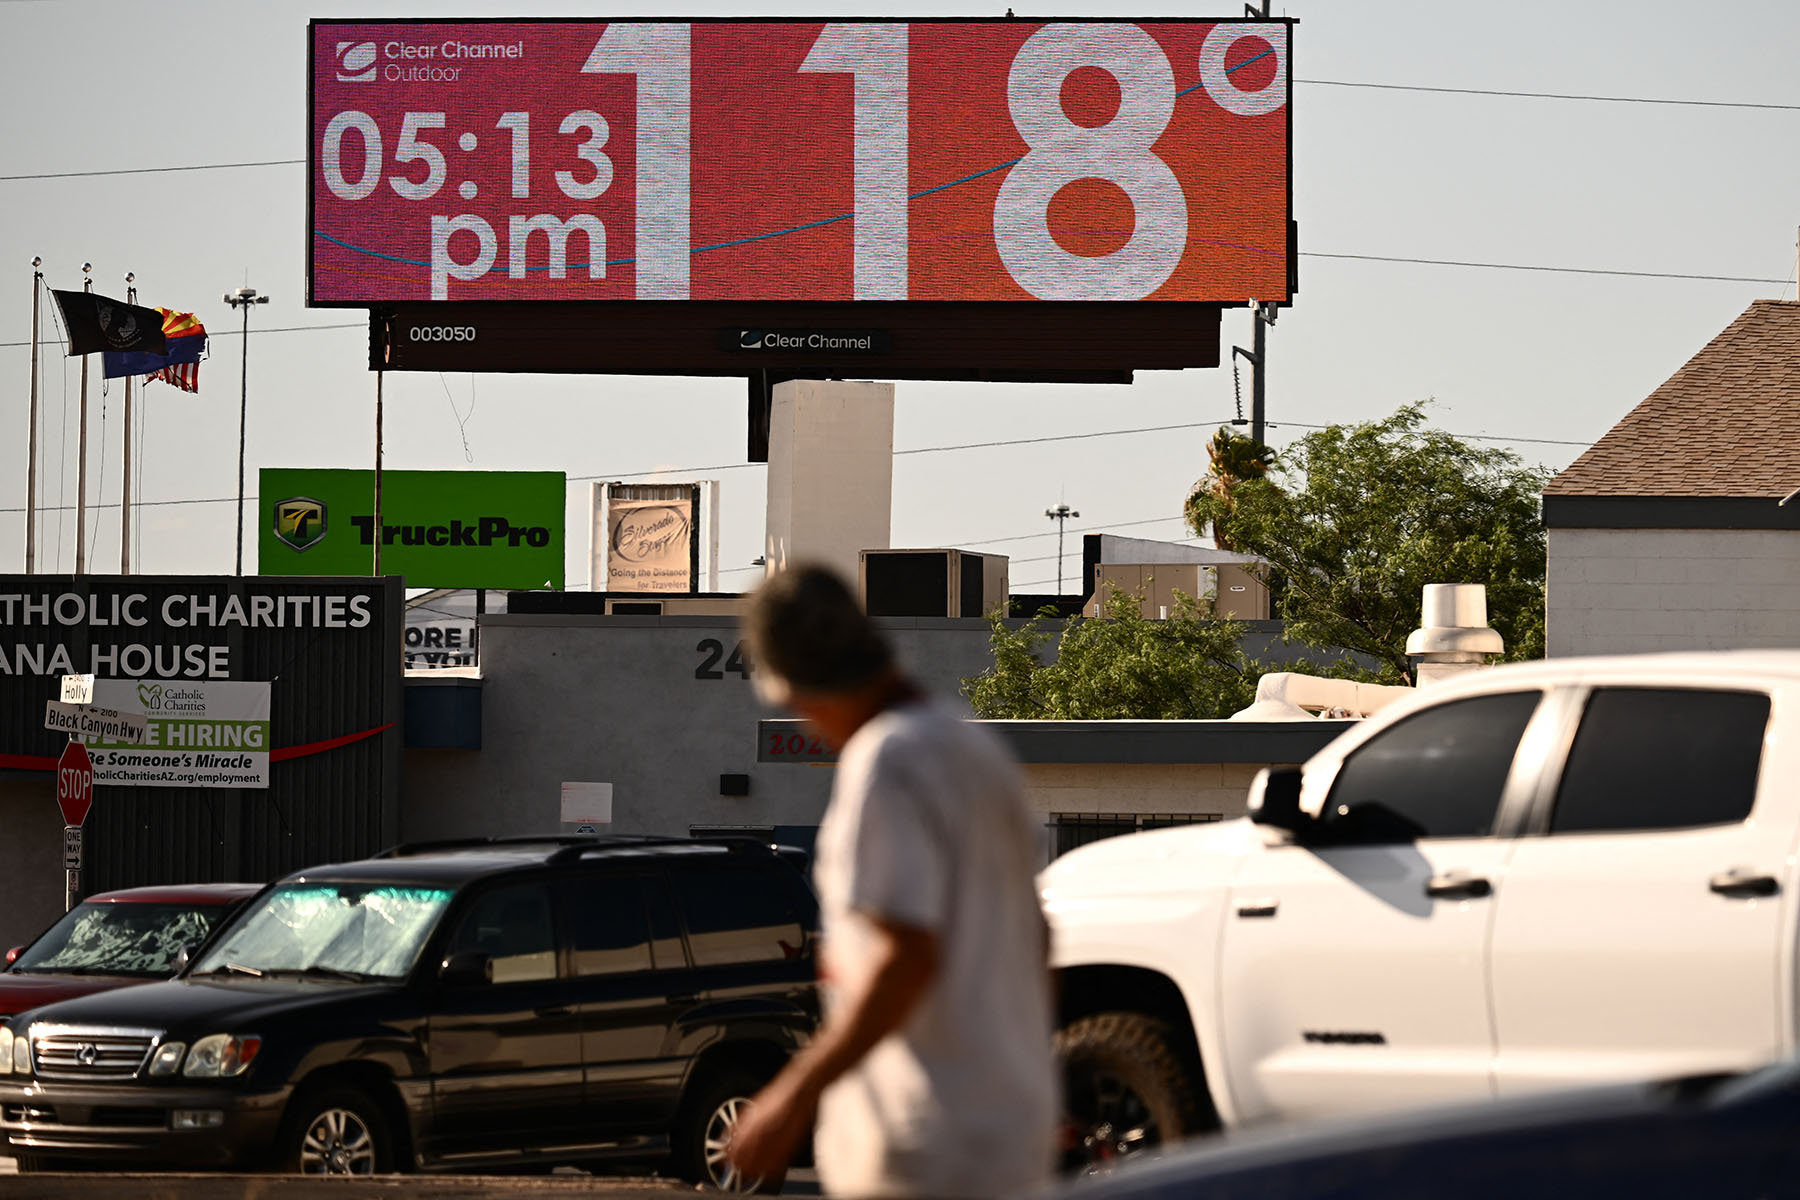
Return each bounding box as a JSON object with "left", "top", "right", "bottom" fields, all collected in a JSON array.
[
  {"left": 673, "top": 1068, "right": 785, "bottom": 1194},
  {"left": 1056, "top": 1012, "right": 1205, "bottom": 1173},
  {"left": 281, "top": 1085, "right": 392, "bottom": 1175}
]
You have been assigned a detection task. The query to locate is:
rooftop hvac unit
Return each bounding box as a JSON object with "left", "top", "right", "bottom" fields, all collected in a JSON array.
[{"left": 859, "top": 549, "right": 1009, "bottom": 618}]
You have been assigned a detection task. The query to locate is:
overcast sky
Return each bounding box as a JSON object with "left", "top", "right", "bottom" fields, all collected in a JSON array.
[{"left": 3, "top": 0, "right": 1795, "bottom": 595}]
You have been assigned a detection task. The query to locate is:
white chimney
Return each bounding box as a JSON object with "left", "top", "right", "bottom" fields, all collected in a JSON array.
[{"left": 1405, "top": 584, "right": 1504, "bottom": 686}]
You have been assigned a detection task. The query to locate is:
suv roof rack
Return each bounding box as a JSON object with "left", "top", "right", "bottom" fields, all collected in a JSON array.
[
  {"left": 546, "top": 834, "right": 780, "bottom": 865},
  {"left": 373, "top": 835, "right": 600, "bottom": 859},
  {"left": 372, "top": 833, "right": 783, "bottom": 863}
]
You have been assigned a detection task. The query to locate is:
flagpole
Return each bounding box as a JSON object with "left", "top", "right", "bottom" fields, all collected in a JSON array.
[
  {"left": 121, "top": 272, "right": 135, "bottom": 575},
  {"left": 25, "top": 257, "right": 41, "bottom": 574},
  {"left": 75, "top": 263, "right": 91, "bottom": 575}
]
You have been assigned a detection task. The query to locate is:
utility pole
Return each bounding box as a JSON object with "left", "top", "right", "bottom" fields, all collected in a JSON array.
[
  {"left": 224, "top": 285, "right": 269, "bottom": 575},
  {"left": 1045, "top": 503, "right": 1080, "bottom": 594}
]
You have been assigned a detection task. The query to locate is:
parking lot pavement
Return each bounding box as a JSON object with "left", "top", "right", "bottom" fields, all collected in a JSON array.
[
  {"left": 0, "top": 1160, "right": 818, "bottom": 1193},
  {"left": 0, "top": 1172, "right": 687, "bottom": 1197}
]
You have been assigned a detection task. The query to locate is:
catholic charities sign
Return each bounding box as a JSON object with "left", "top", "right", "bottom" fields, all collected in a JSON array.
[{"left": 85, "top": 679, "right": 273, "bottom": 789}]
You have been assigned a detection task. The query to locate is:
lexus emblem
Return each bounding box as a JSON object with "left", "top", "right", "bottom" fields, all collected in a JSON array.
[{"left": 76, "top": 1042, "right": 99, "bottom": 1066}]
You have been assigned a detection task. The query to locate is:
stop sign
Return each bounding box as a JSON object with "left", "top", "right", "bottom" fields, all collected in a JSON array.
[{"left": 56, "top": 741, "right": 93, "bottom": 827}]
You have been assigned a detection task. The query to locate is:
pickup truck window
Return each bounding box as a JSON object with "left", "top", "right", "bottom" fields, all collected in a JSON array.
[
  {"left": 1321, "top": 690, "right": 1542, "bottom": 842},
  {"left": 566, "top": 874, "right": 655, "bottom": 977},
  {"left": 669, "top": 864, "right": 808, "bottom": 967},
  {"left": 448, "top": 884, "right": 558, "bottom": 984},
  {"left": 1550, "top": 688, "right": 1769, "bottom": 833}
]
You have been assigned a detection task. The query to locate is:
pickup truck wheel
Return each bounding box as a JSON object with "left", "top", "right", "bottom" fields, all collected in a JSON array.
[
  {"left": 279, "top": 1086, "right": 392, "bottom": 1175},
  {"left": 671, "top": 1067, "right": 786, "bottom": 1194},
  {"left": 1056, "top": 1012, "right": 1201, "bottom": 1173}
]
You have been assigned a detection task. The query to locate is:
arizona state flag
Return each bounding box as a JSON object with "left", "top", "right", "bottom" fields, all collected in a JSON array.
[
  {"left": 103, "top": 308, "right": 207, "bottom": 392},
  {"left": 50, "top": 289, "right": 167, "bottom": 357}
]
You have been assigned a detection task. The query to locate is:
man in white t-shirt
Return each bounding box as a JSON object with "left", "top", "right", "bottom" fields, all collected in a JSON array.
[{"left": 728, "top": 564, "right": 1057, "bottom": 1198}]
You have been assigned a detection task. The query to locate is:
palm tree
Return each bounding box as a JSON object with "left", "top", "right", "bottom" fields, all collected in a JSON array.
[{"left": 1187, "top": 427, "right": 1276, "bottom": 552}]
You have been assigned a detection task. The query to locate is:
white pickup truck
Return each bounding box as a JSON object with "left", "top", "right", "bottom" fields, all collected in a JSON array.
[{"left": 1042, "top": 650, "right": 1796, "bottom": 1165}]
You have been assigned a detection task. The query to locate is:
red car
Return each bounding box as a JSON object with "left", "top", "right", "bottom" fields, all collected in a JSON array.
[{"left": 1, "top": 884, "right": 264, "bottom": 1016}]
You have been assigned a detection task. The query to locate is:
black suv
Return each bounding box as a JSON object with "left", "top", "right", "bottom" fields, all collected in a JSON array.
[{"left": 0, "top": 836, "right": 819, "bottom": 1190}]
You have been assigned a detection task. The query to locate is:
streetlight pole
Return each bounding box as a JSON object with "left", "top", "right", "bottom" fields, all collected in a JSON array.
[
  {"left": 1045, "top": 503, "right": 1080, "bottom": 595},
  {"left": 223, "top": 286, "right": 269, "bottom": 575}
]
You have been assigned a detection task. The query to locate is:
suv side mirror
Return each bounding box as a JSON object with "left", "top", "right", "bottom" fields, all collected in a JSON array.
[
  {"left": 172, "top": 945, "right": 194, "bottom": 974},
  {"left": 440, "top": 950, "right": 494, "bottom": 987},
  {"left": 4, "top": 947, "right": 20, "bottom": 967},
  {"left": 1248, "top": 767, "right": 1311, "bottom": 836}
]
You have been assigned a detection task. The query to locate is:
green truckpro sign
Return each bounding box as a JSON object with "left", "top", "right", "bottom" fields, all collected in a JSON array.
[{"left": 258, "top": 469, "right": 564, "bottom": 589}]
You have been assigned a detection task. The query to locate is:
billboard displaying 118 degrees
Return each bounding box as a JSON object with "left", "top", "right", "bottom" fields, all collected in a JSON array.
[{"left": 308, "top": 19, "right": 1291, "bottom": 305}]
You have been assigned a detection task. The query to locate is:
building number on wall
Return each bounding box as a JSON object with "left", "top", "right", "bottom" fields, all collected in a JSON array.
[{"left": 694, "top": 638, "right": 750, "bottom": 681}]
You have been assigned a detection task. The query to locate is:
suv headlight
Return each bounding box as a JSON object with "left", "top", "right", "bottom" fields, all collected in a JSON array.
[
  {"left": 0, "top": 1025, "right": 12, "bottom": 1076},
  {"left": 182, "top": 1034, "right": 261, "bottom": 1078}
]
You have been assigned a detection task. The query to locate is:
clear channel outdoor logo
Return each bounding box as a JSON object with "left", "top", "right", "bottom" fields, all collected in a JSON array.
[
  {"left": 274, "top": 497, "right": 329, "bottom": 553},
  {"left": 336, "top": 41, "right": 377, "bottom": 82}
]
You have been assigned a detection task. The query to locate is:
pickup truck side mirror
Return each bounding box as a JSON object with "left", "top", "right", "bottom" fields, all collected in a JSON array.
[
  {"left": 171, "top": 945, "right": 194, "bottom": 974},
  {"left": 1248, "top": 767, "right": 1310, "bottom": 836},
  {"left": 440, "top": 950, "right": 494, "bottom": 987},
  {"left": 4, "top": 947, "right": 20, "bottom": 967}
]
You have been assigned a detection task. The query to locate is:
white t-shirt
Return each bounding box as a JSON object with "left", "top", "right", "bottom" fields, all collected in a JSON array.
[{"left": 811, "top": 698, "right": 1056, "bottom": 1199}]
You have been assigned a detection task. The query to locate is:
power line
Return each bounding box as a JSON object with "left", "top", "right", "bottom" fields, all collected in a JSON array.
[
  {"left": 0, "top": 417, "right": 1589, "bottom": 517},
  {"left": 4, "top": 72, "right": 1791, "bottom": 185},
  {"left": 1297, "top": 78, "right": 1800, "bottom": 112},
  {"left": 0, "top": 322, "right": 362, "bottom": 350},
  {"left": 1306, "top": 252, "right": 1789, "bottom": 286},
  {"left": 1, "top": 159, "right": 303, "bottom": 182}
]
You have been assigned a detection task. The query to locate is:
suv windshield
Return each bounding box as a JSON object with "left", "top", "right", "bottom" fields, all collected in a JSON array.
[
  {"left": 192, "top": 884, "right": 453, "bottom": 982},
  {"left": 12, "top": 902, "right": 223, "bottom": 977}
]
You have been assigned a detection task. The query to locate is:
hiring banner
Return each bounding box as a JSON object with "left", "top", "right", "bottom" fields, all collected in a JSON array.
[{"left": 85, "top": 679, "right": 273, "bottom": 789}]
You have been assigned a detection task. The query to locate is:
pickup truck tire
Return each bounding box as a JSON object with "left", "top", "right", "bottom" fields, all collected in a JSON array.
[
  {"left": 672, "top": 1066, "right": 787, "bottom": 1194},
  {"left": 1056, "top": 1012, "right": 1203, "bottom": 1171}
]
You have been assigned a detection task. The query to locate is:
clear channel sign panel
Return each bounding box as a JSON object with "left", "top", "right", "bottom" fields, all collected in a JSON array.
[{"left": 308, "top": 19, "right": 1291, "bottom": 306}]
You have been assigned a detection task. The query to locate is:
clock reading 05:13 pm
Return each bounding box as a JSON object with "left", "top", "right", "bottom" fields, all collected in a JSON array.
[{"left": 313, "top": 21, "right": 1289, "bottom": 303}]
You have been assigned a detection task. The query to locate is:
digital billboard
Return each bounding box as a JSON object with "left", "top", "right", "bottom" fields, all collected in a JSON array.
[{"left": 308, "top": 19, "right": 1291, "bottom": 307}]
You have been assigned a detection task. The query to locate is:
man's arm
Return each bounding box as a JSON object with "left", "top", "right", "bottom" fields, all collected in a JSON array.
[{"left": 726, "top": 915, "right": 940, "bottom": 1180}]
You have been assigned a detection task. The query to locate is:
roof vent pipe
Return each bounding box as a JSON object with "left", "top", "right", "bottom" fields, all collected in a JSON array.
[{"left": 1405, "top": 583, "right": 1504, "bottom": 687}]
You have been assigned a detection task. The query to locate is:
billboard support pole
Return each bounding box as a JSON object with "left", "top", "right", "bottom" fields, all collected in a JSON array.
[
  {"left": 373, "top": 368, "right": 384, "bottom": 578},
  {"left": 1251, "top": 307, "right": 1266, "bottom": 446}
]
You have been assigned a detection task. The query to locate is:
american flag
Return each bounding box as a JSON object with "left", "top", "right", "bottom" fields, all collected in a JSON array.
[{"left": 144, "top": 308, "right": 206, "bottom": 392}]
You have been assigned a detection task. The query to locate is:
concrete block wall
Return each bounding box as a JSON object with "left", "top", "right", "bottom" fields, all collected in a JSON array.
[
  {"left": 1020, "top": 761, "right": 1262, "bottom": 828},
  {"left": 1548, "top": 529, "right": 1800, "bottom": 656}
]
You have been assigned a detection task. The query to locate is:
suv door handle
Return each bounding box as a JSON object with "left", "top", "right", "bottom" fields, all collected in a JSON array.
[
  {"left": 667, "top": 993, "right": 699, "bottom": 1006},
  {"left": 1710, "top": 870, "right": 1779, "bottom": 898},
  {"left": 1425, "top": 873, "right": 1493, "bottom": 900},
  {"left": 534, "top": 1004, "right": 574, "bottom": 1018}
]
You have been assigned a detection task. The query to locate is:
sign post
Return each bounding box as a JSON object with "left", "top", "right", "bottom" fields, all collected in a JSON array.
[{"left": 55, "top": 740, "right": 93, "bottom": 912}]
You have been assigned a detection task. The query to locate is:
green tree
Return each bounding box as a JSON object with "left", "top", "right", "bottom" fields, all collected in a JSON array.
[
  {"left": 1184, "top": 402, "right": 1549, "bottom": 681},
  {"left": 965, "top": 589, "right": 1269, "bottom": 720}
]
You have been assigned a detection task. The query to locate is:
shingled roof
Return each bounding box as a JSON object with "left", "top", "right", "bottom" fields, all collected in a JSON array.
[{"left": 1545, "top": 300, "right": 1800, "bottom": 499}]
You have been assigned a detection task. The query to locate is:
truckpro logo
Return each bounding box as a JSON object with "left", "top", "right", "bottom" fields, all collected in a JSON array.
[
  {"left": 273, "top": 497, "right": 329, "bottom": 552},
  {"left": 349, "top": 514, "right": 551, "bottom": 549}
]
